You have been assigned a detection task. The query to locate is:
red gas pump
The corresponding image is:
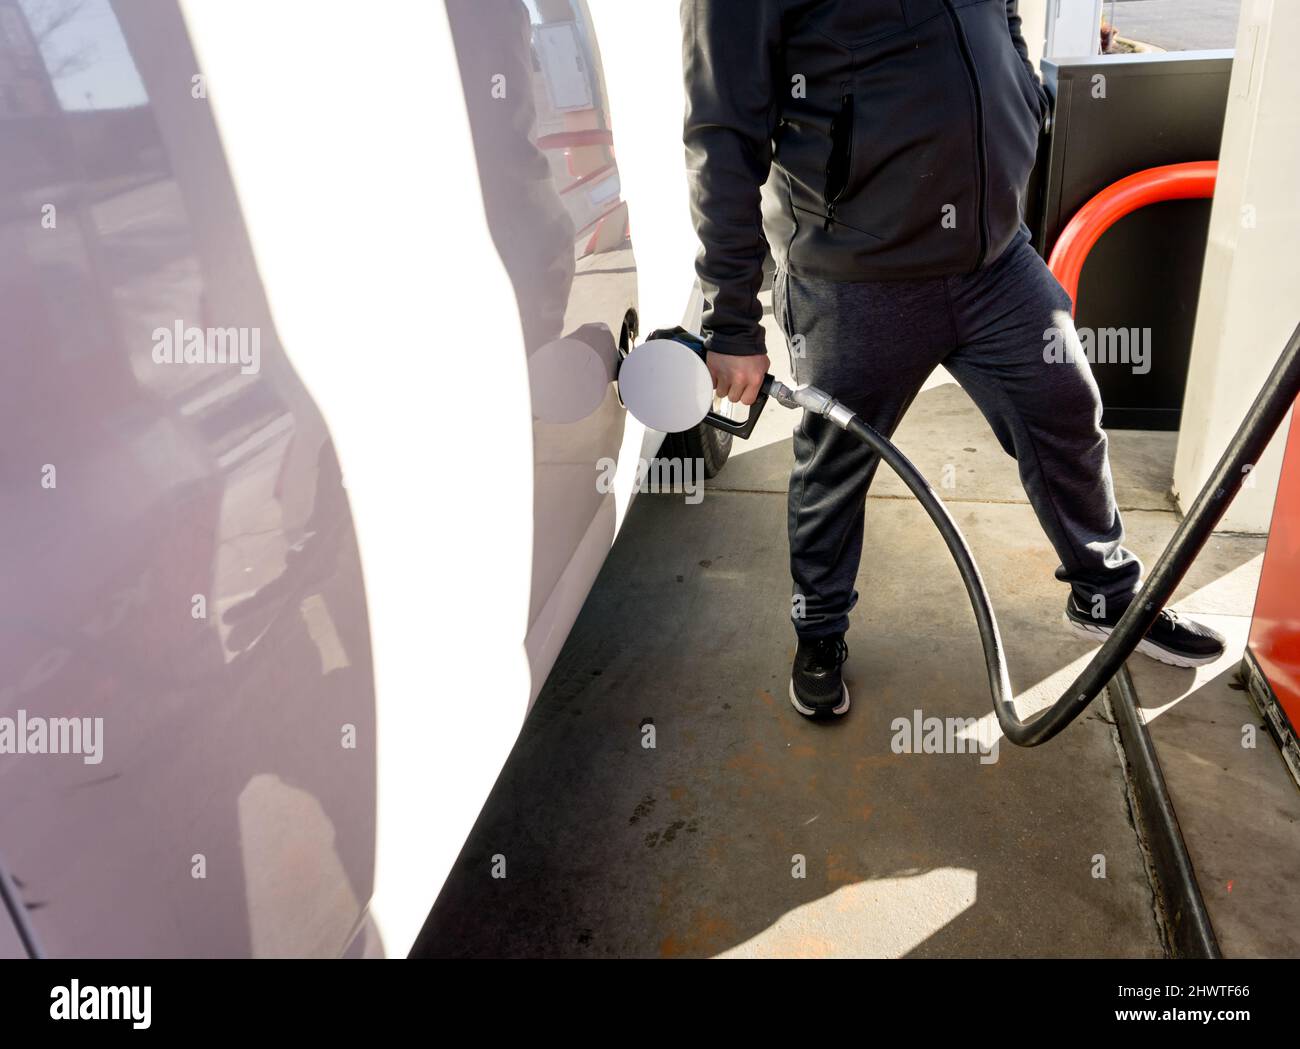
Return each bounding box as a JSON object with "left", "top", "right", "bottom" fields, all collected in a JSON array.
[{"left": 1244, "top": 410, "right": 1300, "bottom": 787}]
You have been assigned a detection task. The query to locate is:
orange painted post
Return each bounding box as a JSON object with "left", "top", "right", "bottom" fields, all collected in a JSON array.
[{"left": 1047, "top": 161, "right": 1218, "bottom": 315}]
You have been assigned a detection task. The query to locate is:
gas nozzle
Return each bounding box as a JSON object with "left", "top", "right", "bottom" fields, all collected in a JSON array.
[
  {"left": 617, "top": 327, "right": 855, "bottom": 440},
  {"left": 616, "top": 326, "right": 770, "bottom": 439}
]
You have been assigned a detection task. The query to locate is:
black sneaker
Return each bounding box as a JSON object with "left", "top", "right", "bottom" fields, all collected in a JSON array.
[
  {"left": 1064, "top": 594, "right": 1226, "bottom": 668},
  {"left": 790, "top": 635, "right": 851, "bottom": 717}
]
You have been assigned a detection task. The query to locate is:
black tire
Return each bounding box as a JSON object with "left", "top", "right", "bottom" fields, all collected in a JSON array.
[{"left": 662, "top": 416, "right": 733, "bottom": 479}]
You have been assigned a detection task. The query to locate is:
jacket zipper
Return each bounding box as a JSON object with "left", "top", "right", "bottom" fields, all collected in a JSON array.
[
  {"left": 823, "top": 85, "right": 854, "bottom": 231},
  {"left": 941, "top": 0, "right": 989, "bottom": 271}
]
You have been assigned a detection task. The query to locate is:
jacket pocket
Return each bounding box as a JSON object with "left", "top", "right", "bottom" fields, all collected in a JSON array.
[
  {"left": 822, "top": 86, "right": 855, "bottom": 230},
  {"left": 1015, "top": 56, "right": 1048, "bottom": 129}
]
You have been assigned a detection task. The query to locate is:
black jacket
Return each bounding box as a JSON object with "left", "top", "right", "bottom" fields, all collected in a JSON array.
[{"left": 682, "top": 0, "right": 1049, "bottom": 355}]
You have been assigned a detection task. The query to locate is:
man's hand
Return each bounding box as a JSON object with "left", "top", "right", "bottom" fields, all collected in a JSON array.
[{"left": 707, "top": 351, "right": 770, "bottom": 406}]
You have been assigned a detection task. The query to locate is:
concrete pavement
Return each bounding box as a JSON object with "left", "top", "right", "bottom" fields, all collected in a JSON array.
[
  {"left": 1128, "top": 618, "right": 1300, "bottom": 958},
  {"left": 414, "top": 487, "right": 1170, "bottom": 957}
]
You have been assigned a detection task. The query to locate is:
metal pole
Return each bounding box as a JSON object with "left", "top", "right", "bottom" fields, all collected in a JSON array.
[{"left": 1044, "top": 0, "right": 1104, "bottom": 58}]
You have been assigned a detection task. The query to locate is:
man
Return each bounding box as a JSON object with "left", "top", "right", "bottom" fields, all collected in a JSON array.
[{"left": 681, "top": 0, "right": 1225, "bottom": 718}]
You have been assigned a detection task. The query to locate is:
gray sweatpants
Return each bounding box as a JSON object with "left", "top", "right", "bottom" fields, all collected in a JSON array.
[{"left": 774, "top": 227, "right": 1143, "bottom": 639}]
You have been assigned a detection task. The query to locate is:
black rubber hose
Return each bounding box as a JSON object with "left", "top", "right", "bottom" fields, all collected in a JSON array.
[{"left": 842, "top": 320, "right": 1300, "bottom": 747}]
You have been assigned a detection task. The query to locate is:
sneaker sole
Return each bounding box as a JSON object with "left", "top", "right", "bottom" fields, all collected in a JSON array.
[
  {"left": 1064, "top": 613, "right": 1222, "bottom": 669},
  {"left": 788, "top": 679, "right": 850, "bottom": 717}
]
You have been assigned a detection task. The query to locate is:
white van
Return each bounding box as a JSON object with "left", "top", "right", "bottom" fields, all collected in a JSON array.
[{"left": 0, "top": 0, "right": 721, "bottom": 958}]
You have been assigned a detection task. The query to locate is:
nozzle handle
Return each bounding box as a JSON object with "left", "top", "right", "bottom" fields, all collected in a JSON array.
[
  {"left": 644, "top": 326, "right": 775, "bottom": 441},
  {"left": 702, "top": 375, "right": 773, "bottom": 440}
]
